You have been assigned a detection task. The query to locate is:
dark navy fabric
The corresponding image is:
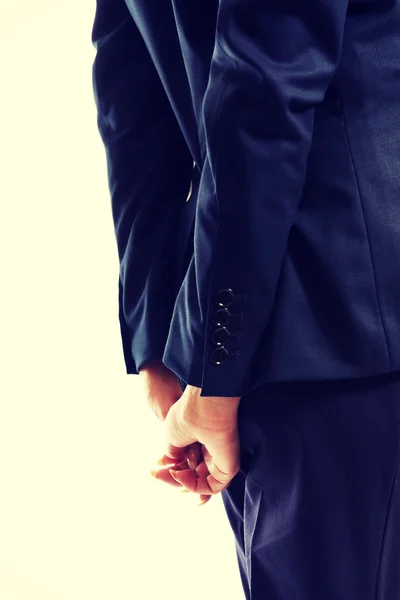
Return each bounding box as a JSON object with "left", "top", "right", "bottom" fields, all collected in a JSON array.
[
  {"left": 91, "top": 0, "right": 400, "bottom": 398},
  {"left": 90, "top": 5, "right": 400, "bottom": 595},
  {"left": 222, "top": 371, "right": 400, "bottom": 599}
]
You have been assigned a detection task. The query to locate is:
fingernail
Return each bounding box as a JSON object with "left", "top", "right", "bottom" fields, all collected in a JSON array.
[
  {"left": 169, "top": 469, "right": 180, "bottom": 480},
  {"left": 180, "top": 489, "right": 189, "bottom": 494},
  {"left": 197, "top": 499, "right": 208, "bottom": 507},
  {"left": 157, "top": 458, "right": 165, "bottom": 466},
  {"left": 150, "top": 469, "right": 158, "bottom": 479}
]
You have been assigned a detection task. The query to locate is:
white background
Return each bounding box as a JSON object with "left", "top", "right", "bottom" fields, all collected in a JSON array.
[{"left": 0, "top": 2, "right": 244, "bottom": 598}]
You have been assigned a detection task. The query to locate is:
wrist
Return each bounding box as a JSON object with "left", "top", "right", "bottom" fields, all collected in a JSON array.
[{"left": 182, "top": 386, "right": 240, "bottom": 422}]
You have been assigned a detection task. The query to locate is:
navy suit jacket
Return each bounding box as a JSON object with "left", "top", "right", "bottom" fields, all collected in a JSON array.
[{"left": 91, "top": 0, "right": 400, "bottom": 397}]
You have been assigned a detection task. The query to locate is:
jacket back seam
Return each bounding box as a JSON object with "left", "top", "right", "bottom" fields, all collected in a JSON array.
[{"left": 334, "top": 79, "right": 392, "bottom": 370}]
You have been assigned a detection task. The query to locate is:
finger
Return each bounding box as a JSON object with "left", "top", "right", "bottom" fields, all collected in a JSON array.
[
  {"left": 170, "top": 472, "right": 214, "bottom": 505},
  {"left": 170, "top": 457, "right": 236, "bottom": 495},
  {"left": 202, "top": 446, "right": 236, "bottom": 489},
  {"left": 185, "top": 442, "right": 202, "bottom": 470},
  {"left": 158, "top": 448, "right": 186, "bottom": 465},
  {"left": 201, "top": 442, "right": 240, "bottom": 495},
  {"left": 195, "top": 460, "right": 210, "bottom": 479},
  {"left": 157, "top": 456, "right": 187, "bottom": 469},
  {"left": 198, "top": 495, "right": 212, "bottom": 507},
  {"left": 169, "top": 468, "right": 201, "bottom": 492},
  {"left": 150, "top": 467, "right": 184, "bottom": 488},
  {"left": 203, "top": 433, "right": 241, "bottom": 483},
  {"left": 159, "top": 445, "right": 201, "bottom": 470},
  {"left": 194, "top": 462, "right": 215, "bottom": 503},
  {"left": 169, "top": 468, "right": 229, "bottom": 496}
]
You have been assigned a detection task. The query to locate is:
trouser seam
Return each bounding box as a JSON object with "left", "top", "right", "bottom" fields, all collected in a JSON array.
[{"left": 373, "top": 427, "right": 400, "bottom": 599}]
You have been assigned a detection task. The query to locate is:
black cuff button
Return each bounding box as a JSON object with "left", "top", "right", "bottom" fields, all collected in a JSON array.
[
  {"left": 212, "top": 327, "right": 230, "bottom": 346},
  {"left": 210, "top": 347, "right": 229, "bottom": 365},
  {"left": 213, "top": 308, "right": 230, "bottom": 327},
  {"left": 215, "top": 288, "right": 234, "bottom": 307}
]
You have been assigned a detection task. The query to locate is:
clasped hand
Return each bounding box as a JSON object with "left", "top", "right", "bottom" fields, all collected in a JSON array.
[{"left": 139, "top": 361, "right": 241, "bottom": 507}]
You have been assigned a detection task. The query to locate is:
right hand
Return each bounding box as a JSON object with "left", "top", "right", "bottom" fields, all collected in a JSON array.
[{"left": 139, "top": 361, "right": 208, "bottom": 501}]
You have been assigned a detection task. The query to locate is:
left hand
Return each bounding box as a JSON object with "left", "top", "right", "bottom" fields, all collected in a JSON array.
[
  {"left": 139, "top": 360, "right": 183, "bottom": 422},
  {"left": 153, "top": 384, "right": 241, "bottom": 506}
]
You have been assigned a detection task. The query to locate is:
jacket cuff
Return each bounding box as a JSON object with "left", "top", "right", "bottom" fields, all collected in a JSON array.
[
  {"left": 162, "top": 260, "right": 256, "bottom": 398},
  {"left": 118, "top": 278, "right": 173, "bottom": 376}
]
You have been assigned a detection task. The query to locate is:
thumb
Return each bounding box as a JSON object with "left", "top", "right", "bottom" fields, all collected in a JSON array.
[{"left": 163, "top": 402, "right": 197, "bottom": 463}]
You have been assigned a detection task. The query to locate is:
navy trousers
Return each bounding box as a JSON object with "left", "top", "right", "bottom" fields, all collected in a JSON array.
[{"left": 221, "top": 372, "right": 400, "bottom": 599}]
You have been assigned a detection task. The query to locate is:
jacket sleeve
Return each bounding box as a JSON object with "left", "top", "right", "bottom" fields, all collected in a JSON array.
[
  {"left": 162, "top": 0, "right": 349, "bottom": 397},
  {"left": 91, "top": 0, "right": 193, "bottom": 374}
]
